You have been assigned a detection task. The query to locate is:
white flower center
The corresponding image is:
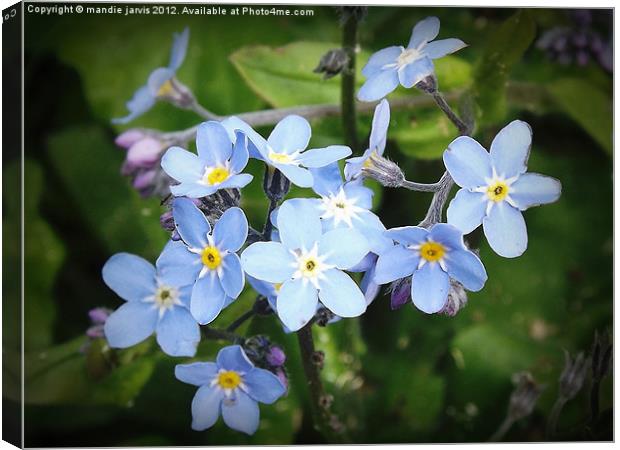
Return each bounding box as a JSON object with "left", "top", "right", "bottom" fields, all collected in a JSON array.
[
  {"left": 267, "top": 145, "right": 301, "bottom": 166},
  {"left": 290, "top": 243, "right": 334, "bottom": 289},
  {"left": 319, "top": 188, "right": 365, "bottom": 228},
  {"left": 146, "top": 283, "right": 183, "bottom": 318},
  {"left": 396, "top": 47, "right": 422, "bottom": 68}
]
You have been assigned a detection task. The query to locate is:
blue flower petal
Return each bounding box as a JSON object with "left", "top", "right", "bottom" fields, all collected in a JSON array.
[
  {"left": 357, "top": 69, "right": 399, "bottom": 102},
  {"left": 344, "top": 154, "right": 369, "bottom": 181},
  {"left": 424, "top": 38, "right": 467, "bottom": 59},
  {"left": 218, "top": 174, "right": 253, "bottom": 190},
  {"left": 446, "top": 189, "right": 487, "bottom": 234},
  {"left": 104, "top": 301, "right": 158, "bottom": 348},
  {"left": 443, "top": 136, "right": 492, "bottom": 189},
  {"left": 384, "top": 226, "right": 428, "bottom": 246},
  {"left": 156, "top": 306, "right": 200, "bottom": 357},
  {"left": 355, "top": 212, "right": 393, "bottom": 255},
  {"left": 361, "top": 46, "right": 401, "bottom": 77},
  {"left": 489, "top": 120, "right": 532, "bottom": 179},
  {"left": 276, "top": 278, "right": 318, "bottom": 331},
  {"left": 247, "top": 275, "right": 277, "bottom": 299},
  {"left": 445, "top": 250, "right": 487, "bottom": 292},
  {"left": 369, "top": 99, "right": 390, "bottom": 154},
  {"left": 161, "top": 146, "right": 203, "bottom": 183},
  {"left": 408, "top": 16, "right": 440, "bottom": 48},
  {"left": 483, "top": 203, "right": 528, "bottom": 258},
  {"left": 191, "top": 274, "right": 226, "bottom": 324},
  {"left": 156, "top": 240, "right": 202, "bottom": 287},
  {"left": 169, "top": 182, "right": 216, "bottom": 198},
  {"left": 411, "top": 263, "right": 449, "bottom": 314},
  {"left": 112, "top": 86, "right": 155, "bottom": 125},
  {"left": 428, "top": 223, "right": 466, "bottom": 251},
  {"left": 309, "top": 163, "right": 343, "bottom": 197},
  {"left": 343, "top": 182, "right": 374, "bottom": 209},
  {"left": 219, "top": 253, "right": 245, "bottom": 299},
  {"left": 175, "top": 362, "right": 219, "bottom": 386},
  {"left": 398, "top": 57, "right": 434, "bottom": 88},
  {"left": 319, "top": 228, "right": 370, "bottom": 269},
  {"left": 277, "top": 199, "right": 322, "bottom": 251},
  {"left": 213, "top": 207, "right": 248, "bottom": 252},
  {"left": 241, "top": 242, "right": 296, "bottom": 283},
  {"left": 102, "top": 253, "right": 156, "bottom": 302},
  {"left": 172, "top": 198, "right": 211, "bottom": 249},
  {"left": 275, "top": 164, "right": 314, "bottom": 188},
  {"left": 361, "top": 262, "right": 381, "bottom": 305},
  {"left": 168, "top": 27, "right": 189, "bottom": 71},
  {"left": 318, "top": 269, "right": 367, "bottom": 318},
  {"left": 216, "top": 345, "right": 254, "bottom": 373},
  {"left": 220, "top": 116, "right": 268, "bottom": 160},
  {"left": 229, "top": 131, "right": 250, "bottom": 173},
  {"left": 221, "top": 390, "right": 260, "bottom": 435},
  {"left": 190, "top": 385, "right": 223, "bottom": 431},
  {"left": 297, "top": 145, "right": 351, "bottom": 168},
  {"left": 374, "top": 245, "right": 418, "bottom": 284},
  {"left": 510, "top": 173, "right": 562, "bottom": 210},
  {"left": 196, "top": 121, "right": 233, "bottom": 167},
  {"left": 244, "top": 368, "right": 286, "bottom": 404},
  {"left": 267, "top": 115, "right": 311, "bottom": 155},
  {"left": 147, "top": 67, "right": 174, "bottom": 96}
]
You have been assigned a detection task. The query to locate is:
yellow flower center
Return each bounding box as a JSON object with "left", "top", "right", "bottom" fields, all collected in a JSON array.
[
  {"left": 419, "top": 241, "right": 445, "bottom": 262},
  {"left": 201, "top": 246, "right": 222, "bottom": 270},
  {"left": 486, "top": 181, "right": 510, "bottom": 202},
  {"left": 157, "top": 79, "right": 174, "bottom": 97},
  {"left": 268, "top": 150, "right": 293, "bottom": 165},
  {"left": 205, "top": 167, "right": 230, "bottom": 186},
  {"left": 217, "top": 370, "right": 242, "bottom": 389},
  {"left": 274, "top": 283, "right": 283, "bottom": 292},
  {"left": 362, "top": 150, "right": 378, "bottom": 169}
]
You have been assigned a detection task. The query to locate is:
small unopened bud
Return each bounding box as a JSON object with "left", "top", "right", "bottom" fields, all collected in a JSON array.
[
  {"left": 115, "top": 129, "right": 146, "bottom": 149},
  {"left": 88, "top": 307, "right": 112, "bottom": 325},
  {"left": 440, "top": 280, "right": 468, "bottom": 317},
  {"left": 313, "top": 49, "right": 349, "bottom": 80},
  {"left": 275, "top": 368, "right": 289, "bottom": 391},
  {"left": 263, "top": 165, "right": 290, "bottom": 202},
  {"left": 591, "top": 330, "right": 612, "bottom": 383},
  {"left": 266, "top": 346, "right": 286, "bottom": 367},
  {"left": 125, "top": 137, "right": 165, "bottom": 170},
  {"left": 507, "top": 372, "right": 546, "bottom": 421},
  {"left": 389, "top": 277, "right": 411, "bottom": 310},
  {"left": 315, "top": 307, "right": 336, "bottom": 327},
  {"left": 361, "top": 153, "right": 405, "bottom": 188},
  {"left": 559, "top": 350, "right": 590, "bottom": 400},
  {"left": 415, "top": 74, "right": 438, "bottom": 94},
  {"left": 158, "top": 77, "right": 195, "bottom": 109}
]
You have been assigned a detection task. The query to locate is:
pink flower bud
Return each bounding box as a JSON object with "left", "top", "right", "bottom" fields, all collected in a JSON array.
[
  {"left": 115, "top": 129, "right": 146, "bottom": 149},
  {"left": 126, "top": 137, "right": 165, "bottom": 169}
]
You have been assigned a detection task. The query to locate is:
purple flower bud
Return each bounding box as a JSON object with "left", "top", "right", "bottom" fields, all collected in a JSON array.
[
  {"left": 390, "top": 277, "right": 411, "bottom": 310},
  {"left": 115, "top": 129, "right": 146, "bottom": 149},
  {"left": 133, "top": 169, "right": 157, "bottom": 190},
  {"left": 88, "top": 307, "right": 112, "bottom": 325},
  {"left": 275, "top": 368, "right": 289, "bottom": 391},
  {"left": 86, "top": 324, "right": 106, "bottom": 339},
  {"left": 440, "top": 280, "right": 468, "bottom": 317},
  {"left": 266, "top": 346, "right": 286, "bottom": 367},
  {"left": 126, "top": 137, "right": 165, "bottom": 169}
]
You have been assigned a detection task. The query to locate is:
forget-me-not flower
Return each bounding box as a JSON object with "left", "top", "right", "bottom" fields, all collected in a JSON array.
[
  {"left": 169, "top": 198, "right": 248, "bottom": 324},
  {"left": 241, "top": 199, "right": 370, "bottom": 331},
  {"left": 374, "top": 223, "right": 487, "bottom": 314},
  {"left": 113, "top": 27, "right": 190, "bottom": 124},
  {"left": 345, "top": 99, "right": 390, "bottom": 181},
  {"left": 102, "top": 240, "right": 200, "bottom": 357},
  {"left": 443, "top": 120, "right": 562, "bottom": 258},
  {"left": 161, "top": 121, "right": 253, "bottom": 198},
  {"left": 221, "top": 115, "right": 352, "bottom": 188},
  {"left": 175, "top": 345, "right": 286, "bottom": 435},
  {"left": 358, "top": 17, "right": 466, "bottom": 102}
]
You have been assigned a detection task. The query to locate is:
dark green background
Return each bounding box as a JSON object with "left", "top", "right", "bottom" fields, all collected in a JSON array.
[{"left": 6, "top": 4, "right": 613, "bottom": 445}]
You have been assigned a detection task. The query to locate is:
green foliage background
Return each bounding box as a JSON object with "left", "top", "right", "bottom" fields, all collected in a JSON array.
[{"left": 6, "top": 5, "right": 612, "bottom": 446}]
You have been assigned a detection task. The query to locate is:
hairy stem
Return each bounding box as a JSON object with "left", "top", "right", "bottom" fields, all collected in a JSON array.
[
  {"left": 201, "top": 327, "right": 243, "bottom": 344},
  {"left": 417, "top": 172, "right": 454, "bottom": 228},
  {"left": 400, "top": 179, "right": 444, "bottom": 192},
  {"left": 341, "top": 12, "right": 359, "bottom": 150},
  {"left": 432, "top": 91, "right": 471, "bottom": 136},
  {"left": 296, "top": 324, "right": 344, "bottom": 442}
]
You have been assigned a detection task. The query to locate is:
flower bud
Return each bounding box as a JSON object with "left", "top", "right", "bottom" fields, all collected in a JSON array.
[
  {"left": 263, "top": 165, "right": 291, "bottom": 202},
  {"left": 115, "top": 129, "right": 146, "bottom": 149},
  {"left": 275, "top": 368, "right": 289, "bottom": 391},
  {"left": 507, "top": 372, "right": 546, "bottom": 421},
  {"left": 440, "top": 280, "right": 468, "bottom": 317},
  {"left": 126, "top": 137, "right": 165, "bottom": 170},
  {"left": 559, "top": 350, "right": 590, "bottom": 400},
  {"left": 88, "top": 307, "right": 112, "bottom": 325},
  {"left": 361, "top": 153, "right": 405, "bottom": 188},
  {"left": 389, "top": 277, "right": 411, "bottom": 310},
  {"left": 266, "top": 346, "right": 286, "bottom": 367},
  {"left": 158, "top": 77, "right": 196, "bottom": 109},
  {"left": 313, "top": 49, "right": 349, "bottom": 80}
]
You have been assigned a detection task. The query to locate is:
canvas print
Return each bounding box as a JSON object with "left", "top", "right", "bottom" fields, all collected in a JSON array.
[{"left": 2, "top": 2, "right": 613, "bottom": 446}]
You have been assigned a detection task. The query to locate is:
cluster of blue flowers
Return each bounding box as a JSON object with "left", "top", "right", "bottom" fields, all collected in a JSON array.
[{"left": 103, "top": 17, "right": 561, "bottom": 436}]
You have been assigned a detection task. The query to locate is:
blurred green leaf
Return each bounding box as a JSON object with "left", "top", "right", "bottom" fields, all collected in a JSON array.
[
  {"left": 472, "top": 10, "right": 536, "bottom": 123},
  {"left": 548, "top": 78, "right": 612, "bottom": 155}
]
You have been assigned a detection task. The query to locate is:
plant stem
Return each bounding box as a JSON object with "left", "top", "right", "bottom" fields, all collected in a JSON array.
[
  {"left": 341, "top": 12, "right": 359, "bottom": 150},
  {"left": 489, "top": 416, "right": 515, "bottom": 442},
  {"left": 546, "top": 396, "right": 568, "bottom": 439},
  {"left": 432, "top": 91, "right": 470, "bottom": 136},
  {"left": 296, "top": 324, "right": 344, "bottom": 442},
  {"left": 226, "top": 309, "right": 256, "bottom": 333},
  {"left": 418, "top": 172, "right": 454, "bottom": 228},
  {"left": 262, "top": 197, "right": 278, "bottom": 240},
  {"left": 400, "top": 179, "right": 444, "bottom": 192},
  {"left": 201, "top": 327, "right": 243, "bottom": 344}
]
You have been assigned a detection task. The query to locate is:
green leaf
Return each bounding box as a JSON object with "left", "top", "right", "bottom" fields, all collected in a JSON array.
[
  {"left": 548, "top": 78, "right": 612, "bottom": 155},
  {"left": 472, "top": 10, "right": 536, "bottom": 123}
]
